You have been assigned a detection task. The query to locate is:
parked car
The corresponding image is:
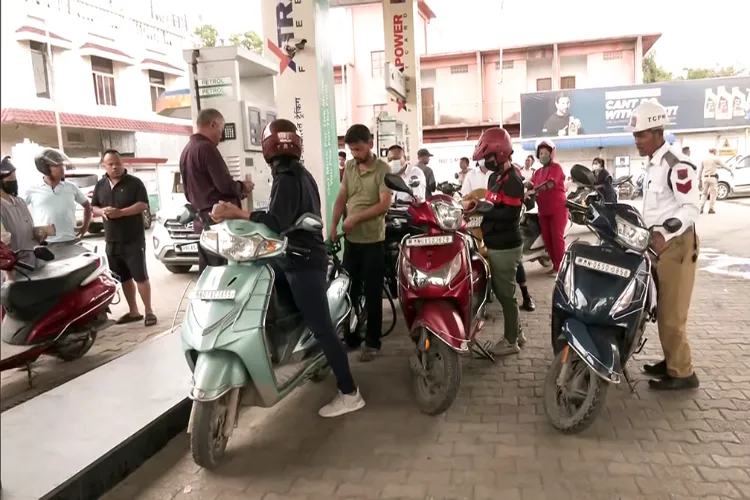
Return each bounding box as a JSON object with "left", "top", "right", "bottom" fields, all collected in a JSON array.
[
  {"left": 716, "top": 154, "right": 750, "bottom": 200},
  {"left": 67, "top": 167, "right": 153, "bottom": 234},
  {"left": 152, "top": 172, "right": 199, "bottom": 273}
]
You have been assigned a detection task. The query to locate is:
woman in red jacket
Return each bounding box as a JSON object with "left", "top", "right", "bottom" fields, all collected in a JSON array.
[{"left": 529, "top": 140, "right": 567, "bottom": 273}]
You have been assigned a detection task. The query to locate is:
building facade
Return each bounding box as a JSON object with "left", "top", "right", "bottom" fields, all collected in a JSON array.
[
  {"left": 329, "top": 0, "right": 660, "bottom": 179},
  {"left": 0, "top": 0, "right": 194, "bottom": 159}
]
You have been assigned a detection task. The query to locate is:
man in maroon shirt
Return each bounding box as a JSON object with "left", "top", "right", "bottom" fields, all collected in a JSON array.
[{"left": 179, "top": 108, "right": 254, "bottom": 272}]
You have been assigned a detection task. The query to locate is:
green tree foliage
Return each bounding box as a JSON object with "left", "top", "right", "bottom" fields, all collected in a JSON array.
[
  {"left": 194, "top": 24, "right": 262, "bottom": 54},
  {"left": 228, "top": 31, "right": 263, "bottom": 53},
  {"left": 643, "top": 51, "right": 744, "bottom": 83}
]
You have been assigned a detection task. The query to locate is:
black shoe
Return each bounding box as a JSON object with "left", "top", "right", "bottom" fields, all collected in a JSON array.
[
  {"left": 643, "top": 359, "right": 667, "bottom": 377},
  {"left": 521, "top": 297, "right": 536, "bottom": 312},
  {"left": 708, "top": 209, "right": 715, "bottom": 214},
  {"left": 648, "top": 373, "right": 700, "bottom": 391}
]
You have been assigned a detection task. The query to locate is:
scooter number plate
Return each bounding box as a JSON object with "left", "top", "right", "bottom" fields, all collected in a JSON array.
[
  {"left": 405, "top": 235, "right": 453, "bottom": 247},
  {"left": 190, "top": 289, "right": 237, "bottom": 300},
  {"left": 466, "top": 216, "right": 482, "bottom": 228},
  {"left": 574, "top": 257, "right": 631, "bottom": 278}
]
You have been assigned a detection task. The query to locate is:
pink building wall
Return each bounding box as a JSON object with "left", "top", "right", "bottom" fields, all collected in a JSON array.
[{"left": 333, "top": 3, "right": 653, "bottom": 137}]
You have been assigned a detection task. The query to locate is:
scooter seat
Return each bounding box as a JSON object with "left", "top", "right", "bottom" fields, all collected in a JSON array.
[{"left": 0, "top": 254, "right": 99, "bottom": 319}]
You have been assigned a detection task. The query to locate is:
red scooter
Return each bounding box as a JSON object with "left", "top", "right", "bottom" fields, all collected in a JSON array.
[
  {"left": 384, "top": 174, "right": 494, "bottom": 415},
  {"left": 0, "top": 242, "right": 119, "bottom": 379}
]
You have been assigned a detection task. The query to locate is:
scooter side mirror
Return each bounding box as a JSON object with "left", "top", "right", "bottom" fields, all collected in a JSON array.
[
  {"left": 292, "top": 213, "right": 324, "bottom": 233},
  {"left": 662, "top": 217, "right": 683, "bottom": 234},
  {"left": 384, "top": 173, "right": 412, "bottom": 196},
  {"left": 570, "top": 164, "right": 596, "bottom": 187},
  {"left": 33, "top": 245, "right": 55, "bottom": 262},
  {"left": 177, "top": 203, "right": 198, "bottom": 225},
  {"left": 475, "top": 200, "right": 494, "bottom": 213}
]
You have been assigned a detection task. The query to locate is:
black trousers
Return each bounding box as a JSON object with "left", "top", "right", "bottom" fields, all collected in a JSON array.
[
  {"left": 516, "top": 263, "right": 526, "bottom": 284},
  {"left": 271, "top": 262, "right": 356, "bottom": 394},
  {"left": 343, "top": 240, "right": 385, "bottom": 350}
]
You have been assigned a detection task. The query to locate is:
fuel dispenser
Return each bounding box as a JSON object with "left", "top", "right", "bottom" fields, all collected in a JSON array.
[
  {"left": 372, "top": 115, "right": 406, "bottom": 160},
  {"left": 183, "top": 46, "right": 279, "bottom": 211}
]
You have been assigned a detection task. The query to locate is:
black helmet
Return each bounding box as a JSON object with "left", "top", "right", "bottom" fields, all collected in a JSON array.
[
  {"left": 34, "top": 148, "right": 71, "bottom": 176},
  {"left": 0, "top": 156, "right": 16, "bottom": 179}
]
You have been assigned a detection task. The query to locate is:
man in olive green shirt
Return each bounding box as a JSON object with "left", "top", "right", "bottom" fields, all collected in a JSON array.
[{"left": 330, "top": 124, "right": 392, "bottom": 361}]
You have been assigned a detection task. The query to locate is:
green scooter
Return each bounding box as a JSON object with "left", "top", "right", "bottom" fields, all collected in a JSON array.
[{"left": 180, "top": 212, "right": 358, "bottom": 469}]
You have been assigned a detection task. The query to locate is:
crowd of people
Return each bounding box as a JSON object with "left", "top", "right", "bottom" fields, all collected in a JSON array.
[{"left": 0, "top": 100, "right": 703, "bottom": 423}]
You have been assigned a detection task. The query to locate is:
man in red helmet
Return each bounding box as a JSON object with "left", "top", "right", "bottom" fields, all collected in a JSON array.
[
  {"left": 211, "top": 119, "right": 365, "bottom": 418},
  {"left": 465, "top": 127, "right": 526, "bottom": 356}
]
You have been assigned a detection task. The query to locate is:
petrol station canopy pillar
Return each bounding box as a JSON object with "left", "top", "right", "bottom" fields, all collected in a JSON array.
[
  {"left": 262, "top": 0, "right": 339, "bottom": 227},
  {"left": 382, "top": 0, "right": 423, "bottom": 161}
]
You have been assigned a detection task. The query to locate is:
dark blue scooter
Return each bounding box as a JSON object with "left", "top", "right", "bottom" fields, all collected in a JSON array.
[{"left": 543, "top": 164, "right": 682, "bottom": 434}]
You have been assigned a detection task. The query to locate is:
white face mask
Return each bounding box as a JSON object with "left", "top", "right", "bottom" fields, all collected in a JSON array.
[{"left": 390, "top": 160, "right": 402, "bottom": 174}]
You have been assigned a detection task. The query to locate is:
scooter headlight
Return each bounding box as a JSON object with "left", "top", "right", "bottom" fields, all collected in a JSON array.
[
  {"left": 430, "top": 200, "right": 464, "bottom": 232},
  {"left": 615, "top": 215, "right": 649, "bottom": 252},
  {"left": 400, "top": 251, "right": 463, "bottom": 289},
  {"left": 562, "top": 254, "right": 575, "bottom": 300},
  {"left": 200, "top": 227, "right": 285, "bottom": 261}
]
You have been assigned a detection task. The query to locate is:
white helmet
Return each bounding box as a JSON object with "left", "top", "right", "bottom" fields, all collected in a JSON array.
[
  {"left": 535, "top": 139, "right": 556, "bottom": 159},
  {"left": 628, "top": 101, "right": 669, "bottom": 133}
]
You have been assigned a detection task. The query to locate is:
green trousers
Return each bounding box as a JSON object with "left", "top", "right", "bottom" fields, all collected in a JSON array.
[{"left": 486, "top": 246, "right": 523, "bottom": 343}]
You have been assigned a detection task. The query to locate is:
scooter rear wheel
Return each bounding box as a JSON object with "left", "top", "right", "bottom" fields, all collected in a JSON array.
[
  {"left": 543, "top": 348, "right": 608, "bottom": 434},
  {"left": 54, "top": 332, "right": 97, "bottom": 362},
  {"left": 412, "top": 333, "right": 461, "bottom": 415},
  {"left": 190, "top": 397, "right": 230, "bottom": 469}
]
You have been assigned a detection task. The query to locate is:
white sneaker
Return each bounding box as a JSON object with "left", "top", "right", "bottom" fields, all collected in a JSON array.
[{"left": 318, "top": 389, "right": 366, "bottom": 418}]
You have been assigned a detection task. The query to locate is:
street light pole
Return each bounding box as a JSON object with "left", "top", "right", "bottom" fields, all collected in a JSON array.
[
  {"left": 45, "top": 16, "right": 65, "bottom": 153},
  {"left": 498, "top": 0, "right": 504, "bottom": 127}
]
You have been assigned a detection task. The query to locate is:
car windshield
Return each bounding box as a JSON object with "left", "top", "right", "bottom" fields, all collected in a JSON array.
[{"left": 66, "top": 174, "right": 99, "bottom": 188}]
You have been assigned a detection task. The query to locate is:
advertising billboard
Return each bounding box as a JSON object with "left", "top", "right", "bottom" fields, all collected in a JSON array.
[{"left": 520, "top": 76, "right": 750, "bottom": 139}]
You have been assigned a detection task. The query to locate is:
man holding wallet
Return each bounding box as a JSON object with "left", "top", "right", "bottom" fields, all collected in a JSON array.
[{"left": 180, "top": 108, "right": 254, "bottom": 272}]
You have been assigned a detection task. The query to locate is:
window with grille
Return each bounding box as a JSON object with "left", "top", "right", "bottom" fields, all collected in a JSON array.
[
  {"left": 371, "top": 51, "right": 385, "bottom": 78},
  {"left": 496, "top": 60, "right": 514, "bottom": 70},
  {"left": 560, "top": 76, "right": 576, "bottom": 89},
  {"left": 450, "top": 65, "right": 469, "bottom": 74},
  {"left": 91, "top": 56, "right": 116, "bottom": 106},
  {"left": 536, "top": 78, "right": 552, "bottom": 91},
  {"left": 603, "top": 50, "right": 623, "bottom": 60},
  {"left": 149, "top": 70, "right": 166, "bottom": 112},
  {"left": 30, "top": 41, "right": 50, "bottom": 98}
]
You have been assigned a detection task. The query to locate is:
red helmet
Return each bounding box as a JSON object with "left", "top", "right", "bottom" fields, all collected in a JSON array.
[
  {"left": 535, "top": 139, "right": 556, "bottom": 160},
  {"left": 262, "top": 119, "right": 302, "bottom": 163},
  {"left": 472, "top": 127, "right": 513, "bottom": 164}
]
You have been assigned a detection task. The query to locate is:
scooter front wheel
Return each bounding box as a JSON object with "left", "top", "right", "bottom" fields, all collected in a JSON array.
[
  {"left": 543, "top": 347, "right": 608, "bottom": 434},
  {"left": 190, "top": 397, "right": 230, "bottom": 469},
  {"left": 411, "top": 332, "right": 461, "bottom": 415}
]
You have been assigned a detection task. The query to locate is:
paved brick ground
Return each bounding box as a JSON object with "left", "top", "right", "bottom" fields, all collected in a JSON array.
[{"left": 103, "top": 255, "right": 750, "bottom": 500}]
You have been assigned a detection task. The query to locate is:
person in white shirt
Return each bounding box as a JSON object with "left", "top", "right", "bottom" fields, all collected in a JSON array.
[
  {"left": 387, "top": 145, "right": 425, "bottom": 203},
  {"left": 460, "top": 161, "right": 491, "bottom": 196},
  {"left": 456, "top": 157, "right": 470, "bottom": 184},
  {"left": 631, "top": 101, "right": 700, "bottom": 392},
  {"left": 520, "top": 154, "right": 536, "bottom": 183}
]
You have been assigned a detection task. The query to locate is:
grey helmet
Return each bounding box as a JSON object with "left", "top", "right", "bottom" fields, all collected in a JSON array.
[{"left": 34, "top": 148, "right": 71, "bottom": 176}]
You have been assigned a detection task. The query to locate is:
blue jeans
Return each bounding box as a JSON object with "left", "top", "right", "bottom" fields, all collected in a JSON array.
[{"left": 271, "top": 262, "right": 357, "bottom": 395}]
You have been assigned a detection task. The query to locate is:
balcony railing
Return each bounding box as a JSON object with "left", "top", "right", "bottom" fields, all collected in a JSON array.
[{"left": 25, "top": 0, "right": 190, "bottom": 47}]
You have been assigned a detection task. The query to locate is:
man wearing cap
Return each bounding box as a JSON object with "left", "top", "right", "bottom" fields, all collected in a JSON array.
[
  {"left": 698, "top": 148, "right": 725, "bottom": 214},
  {"left": 416, "top": 148, "right": 436, "bottom": 198},
  {"left": 630, "top": 101, "right": 700, "bottom": 391}
]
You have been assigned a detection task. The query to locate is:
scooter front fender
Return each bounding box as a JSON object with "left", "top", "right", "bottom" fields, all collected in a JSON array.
[
  {"left": 413, "top": 300, "right": 469, "bottom": 352},
  {"left": 562, "top": 318, "right": 621, "bottom": 384},
  {"left": 189, "top": 350, "right": 249, "bottom": 402}
]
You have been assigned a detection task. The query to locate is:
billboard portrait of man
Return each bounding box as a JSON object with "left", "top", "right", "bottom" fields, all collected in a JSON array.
[{"left": 542, "top": 94, "right": 586, "bottom": 137}]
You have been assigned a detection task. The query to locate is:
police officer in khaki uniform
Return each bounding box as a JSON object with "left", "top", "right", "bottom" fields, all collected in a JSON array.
[
  {"left": 631, "top": 101, "right": 700, "bottom": 391},
  {"left": 698, "top": 148, "right": 725, "bottom": 214}
]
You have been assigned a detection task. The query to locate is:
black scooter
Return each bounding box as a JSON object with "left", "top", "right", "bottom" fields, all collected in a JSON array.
[{"left": 543, "top": 164, "right": 683, "bottom": 434}]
